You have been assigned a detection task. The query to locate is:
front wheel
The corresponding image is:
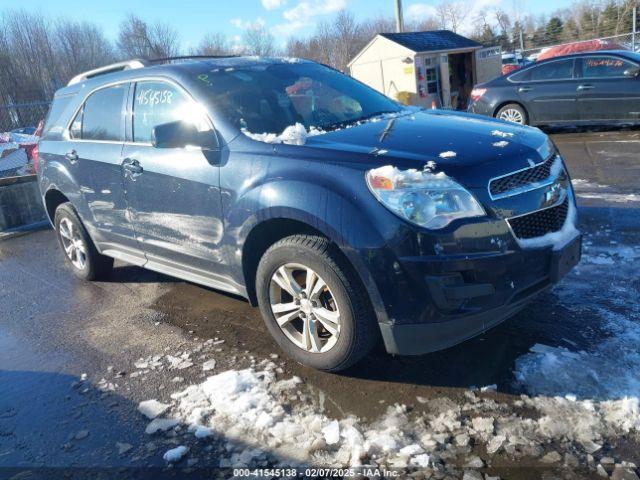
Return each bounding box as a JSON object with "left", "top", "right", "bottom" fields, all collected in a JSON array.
[
  {"left": 496, "top": 103, "right": 528, "bottom": 125},
  {"left": 256, "top": 235, "right": 377, "bottom": 371}
]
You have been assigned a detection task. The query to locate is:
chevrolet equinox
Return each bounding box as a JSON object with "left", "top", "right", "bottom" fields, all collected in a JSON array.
[{"left": 37, "top": 57, "right": 582, "bottom": 371}]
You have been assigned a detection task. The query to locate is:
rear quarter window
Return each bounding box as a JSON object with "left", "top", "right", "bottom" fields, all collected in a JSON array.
[{"left": 42, "top": 94, "right": 75, "bottom": 138}]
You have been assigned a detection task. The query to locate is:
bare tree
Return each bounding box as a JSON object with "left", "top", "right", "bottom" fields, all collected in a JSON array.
[
  {"left": 117, "top": 14, "right": 181, "bottom": 59},
  {"left": 242, "top": 23, "right": 276, "bottom": 56},
  {"left": 55, "top": 20, "right": 115, "bottom": 83},
  {"left": 435, "top": 1, "right": 470, "bottom": 32},
  {"left": 332, "top": 11, "right": 363, "bottom": 72},
  {"left": 194, "top": 33, "right": 231, "bottom": 56}
]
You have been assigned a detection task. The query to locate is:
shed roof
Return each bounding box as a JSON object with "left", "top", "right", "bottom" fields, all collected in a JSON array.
[{"left": 379, "top": 30, "right": 482, "bottom": 53}]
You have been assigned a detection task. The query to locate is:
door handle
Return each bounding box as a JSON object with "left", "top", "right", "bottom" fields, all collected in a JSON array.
[
  {"left": 577, "top": 84, "right": 594, "bottom": 91},
  {"left": 517, "top": 86, "right": 533, "bottom": 92},
  {"left": 65, "top": 150, "right": 78, "bottom": 164},
  {"left": 121, "top": 158, "right": 143, "bottom": 176}
]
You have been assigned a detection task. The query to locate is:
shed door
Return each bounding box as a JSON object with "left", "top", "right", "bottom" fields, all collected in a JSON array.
[{"left": 474, "top": 47, "right": 502, "bottom": 84}]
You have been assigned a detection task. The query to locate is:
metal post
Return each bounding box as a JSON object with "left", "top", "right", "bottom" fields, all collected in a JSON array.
[
  {"left": 395, "top": 0, "right": 404, "bottom": 33},
  {"left": 520, "top": 29, "right": 525, "bottom": 51},
  {"left": 633, "top": 5, "right": 637, "bottom": 52}
]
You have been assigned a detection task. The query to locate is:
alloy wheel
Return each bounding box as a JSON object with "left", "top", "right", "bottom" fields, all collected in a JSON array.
[
  {"left": 268, "top": 263, "right": 341, "bottom": 353},
  {"left": 498, "top": 108, "right": 524, "bottom": 124},
  {"left": 59, "top": 217, "right": 87, "bottom": 270}
]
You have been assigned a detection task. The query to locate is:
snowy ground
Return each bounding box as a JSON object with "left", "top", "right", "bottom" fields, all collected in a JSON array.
[{"left": 1, "top": 128, "right": 639, "bottom": 479}]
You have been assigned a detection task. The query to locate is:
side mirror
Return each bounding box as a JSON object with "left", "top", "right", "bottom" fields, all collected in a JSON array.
[
  {"left": 152, "top": 120, "right": 218, "bottom": 150},
  {"left": 624, "top": 67, "right": 640, "bottom": 78}
]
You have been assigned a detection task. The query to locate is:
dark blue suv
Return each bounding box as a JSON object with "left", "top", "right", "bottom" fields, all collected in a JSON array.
[{"left": 37, "top": 56, "right": 581, "bottom": 371}]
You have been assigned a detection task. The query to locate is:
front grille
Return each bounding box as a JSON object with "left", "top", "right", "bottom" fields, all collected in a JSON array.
[
  {"left": 489, "top": 155, "right": 555, "bottom": 198},
  {"left": 508, "top": 198, "right": 569, "bottom": 239}
]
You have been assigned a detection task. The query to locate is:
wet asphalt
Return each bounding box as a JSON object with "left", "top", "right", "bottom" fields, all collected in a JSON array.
[{"left": 0, "top": 127, "right": 639, "bottom": 475}]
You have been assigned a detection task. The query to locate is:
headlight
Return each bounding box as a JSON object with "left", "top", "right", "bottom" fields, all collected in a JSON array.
[{"left": 366, "top": 165, "right": 485, "bottom": 229}]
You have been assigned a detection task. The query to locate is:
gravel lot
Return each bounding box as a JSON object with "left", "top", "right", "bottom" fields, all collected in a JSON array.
[{"left": 1, "top": 128, "right": 639, "bottom": 479}]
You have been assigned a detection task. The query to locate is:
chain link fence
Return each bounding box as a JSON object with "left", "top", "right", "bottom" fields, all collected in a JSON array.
[
  {"left": 522, "top": 32, "right": 637, "bottom": 59},
  {"left": 0, "top": 101, "right": 50, "bottom": 133}
]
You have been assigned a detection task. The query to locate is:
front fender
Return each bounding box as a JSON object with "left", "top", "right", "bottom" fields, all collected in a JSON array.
[{"left": 225, "top": 175, "right": 394, "bottom": 325}]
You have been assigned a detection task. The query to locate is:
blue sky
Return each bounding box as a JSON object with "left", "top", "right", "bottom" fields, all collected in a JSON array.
[{"left": 13, "top": 0, "right": 573, "bottom": 49}]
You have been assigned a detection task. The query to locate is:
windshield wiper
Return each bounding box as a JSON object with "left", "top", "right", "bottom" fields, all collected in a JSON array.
[{"left": 324, "top": 110, "right": 399, "bottom": 132}]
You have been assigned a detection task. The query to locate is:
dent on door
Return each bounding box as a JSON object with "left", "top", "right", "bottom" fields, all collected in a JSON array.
[{"left": 120, "top": 145, "right": 226, "bottom": 275}]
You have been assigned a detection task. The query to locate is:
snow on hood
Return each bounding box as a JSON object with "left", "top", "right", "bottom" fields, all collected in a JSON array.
[{"left": 242, "top": 123, "right": 325, "bottom": 146}]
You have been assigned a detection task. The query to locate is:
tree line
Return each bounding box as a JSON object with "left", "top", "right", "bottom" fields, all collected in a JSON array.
[{"left": 0, "top": 0, "right": 638, "bottom": 107}]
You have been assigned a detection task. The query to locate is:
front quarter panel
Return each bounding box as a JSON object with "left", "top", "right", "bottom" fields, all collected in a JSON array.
[{"left": 219, "top": 141, "right": 402, "bottom": 324}]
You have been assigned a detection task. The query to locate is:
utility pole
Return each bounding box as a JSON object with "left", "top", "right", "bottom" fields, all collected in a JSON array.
[{"left": 395, "top": 0, "right": 404, "bottom": 33}]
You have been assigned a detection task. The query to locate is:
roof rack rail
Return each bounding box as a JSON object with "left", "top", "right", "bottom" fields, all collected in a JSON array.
[
  {"left": 146, "top": 55, "right": 240, "bottom": 64},
  {"left": 67, "top": 59, "right": 148, "bottom": 86}
]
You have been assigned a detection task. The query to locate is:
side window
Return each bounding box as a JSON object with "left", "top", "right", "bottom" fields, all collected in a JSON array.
[
  {"left": 133, "top": 81, "right": 208, "bottom": 143},
  {"left": 81, "top": 84, "right": 127, "bottom": 141},
  {"left": 580, "top": 56, "right": 636, "bottom": 78},
  {"left": 528, "top": 59, "right": 575, "bottom": 81}
]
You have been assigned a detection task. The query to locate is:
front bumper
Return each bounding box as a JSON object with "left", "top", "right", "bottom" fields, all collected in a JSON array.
[{"left": 378, "top": 232, "right": 581, "bottom": 355}]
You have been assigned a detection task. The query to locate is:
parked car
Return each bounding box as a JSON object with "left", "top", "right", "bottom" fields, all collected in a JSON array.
[
  {"left": 37, "top": 57, "right": 581, "bottom": 371},
  {"left": 469, "top": 50, "right": 640, "bottom": 126},
  {"left": 501, "top": 53, "right": 523, "bottom": 76}
]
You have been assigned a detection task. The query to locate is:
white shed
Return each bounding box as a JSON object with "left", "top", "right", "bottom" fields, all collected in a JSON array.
[{"left": 348, "top": 30, "right": 501, "bottom": 109}]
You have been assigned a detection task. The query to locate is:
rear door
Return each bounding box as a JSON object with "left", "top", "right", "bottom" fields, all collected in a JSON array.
[
  {"left": 120, "top": 80, "right": 229, "bottom": 287},
  {"left": 63, "top": 83, "right": 142, "bottom": 260},
  {"left": 575, "top": 54, "right": 640, "bottom": 121},
  {"left": 513, "top": 58, "right": 579, "bottom": 123}
]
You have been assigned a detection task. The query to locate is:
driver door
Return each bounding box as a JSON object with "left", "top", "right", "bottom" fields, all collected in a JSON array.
[{"left": 121, "top": 80, "right": 229, "bottom": 285}]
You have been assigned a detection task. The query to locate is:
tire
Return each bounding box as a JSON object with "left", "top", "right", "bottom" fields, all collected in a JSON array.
[
  {"left": 256, "top": 235, "right": 377, "bottom": 372},
  {"left": 495, "top": 103, "right": 528, "bottom": 125},
  {"left": 54, "top": 202, "right": 113, "bottom": 280}
]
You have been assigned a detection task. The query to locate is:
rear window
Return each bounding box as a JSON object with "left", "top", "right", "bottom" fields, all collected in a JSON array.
[
  {"left": 74, "top": 84, "right": 127, "bottom": 141},
  {"left": 580, "top": 56, "right": 637, "bottom": 78}
]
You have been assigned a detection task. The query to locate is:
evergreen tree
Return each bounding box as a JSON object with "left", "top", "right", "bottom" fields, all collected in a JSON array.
[
  {"left": 545, "top": 17, "right": 564, "bottom": 43},
  {"left": 601, "top": 1, "right": 620, "bottom": 36}
]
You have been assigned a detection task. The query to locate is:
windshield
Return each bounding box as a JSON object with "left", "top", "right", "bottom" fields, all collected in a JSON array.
[{"left": 193, "top": 62, "right": 402, "bottom": 135}]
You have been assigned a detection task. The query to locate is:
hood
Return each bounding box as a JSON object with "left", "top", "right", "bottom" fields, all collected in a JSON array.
[{"left": 296, "top": 109, "right": 553, "bottom": 187}]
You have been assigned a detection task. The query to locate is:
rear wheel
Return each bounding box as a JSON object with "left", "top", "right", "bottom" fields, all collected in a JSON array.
[
  {"left": 54, "top": 203, "right": 113, "bottom": 280},
  {"left": 256, "top": 235, "right": 377, "bottom": 371},
  {"left": 496, "top": 103, "right": 528, "bottom": 125}
]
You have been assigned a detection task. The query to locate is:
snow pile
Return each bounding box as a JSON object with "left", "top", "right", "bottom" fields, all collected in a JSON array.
[
  {"left": 163, "top": 367, "right": 439, "bottom": 468},
  {"left": 138, "top": 399, "right": 171, "bottom": 419},
  {"left": 242, "top": 123, "right": 324, "bottom": 146},
  {"left": 514, "top": 231, "right": 640, "bottom": 445},
  {"left": 140, "top": 359, "right": 640, "bottom": 470},
  {"left": 164, "top": 445, "right": 188, "bottom": 463}
]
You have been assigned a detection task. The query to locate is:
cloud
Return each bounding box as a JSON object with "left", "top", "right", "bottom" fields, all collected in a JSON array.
[
  {"left": 230, "top": 17, "right": 266, "bottom": 29},
  {"left": 283, "top": 0, "right": 347, "bottom": 22},
  {"left": 272, "top": 20, "right": 308, "bottom": 37},
  {"left": 405, "top": 3, "right": 437, "bottom": 20},
  {"left": 261, "top": 0, "right": 287, "bottom": 9}
]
